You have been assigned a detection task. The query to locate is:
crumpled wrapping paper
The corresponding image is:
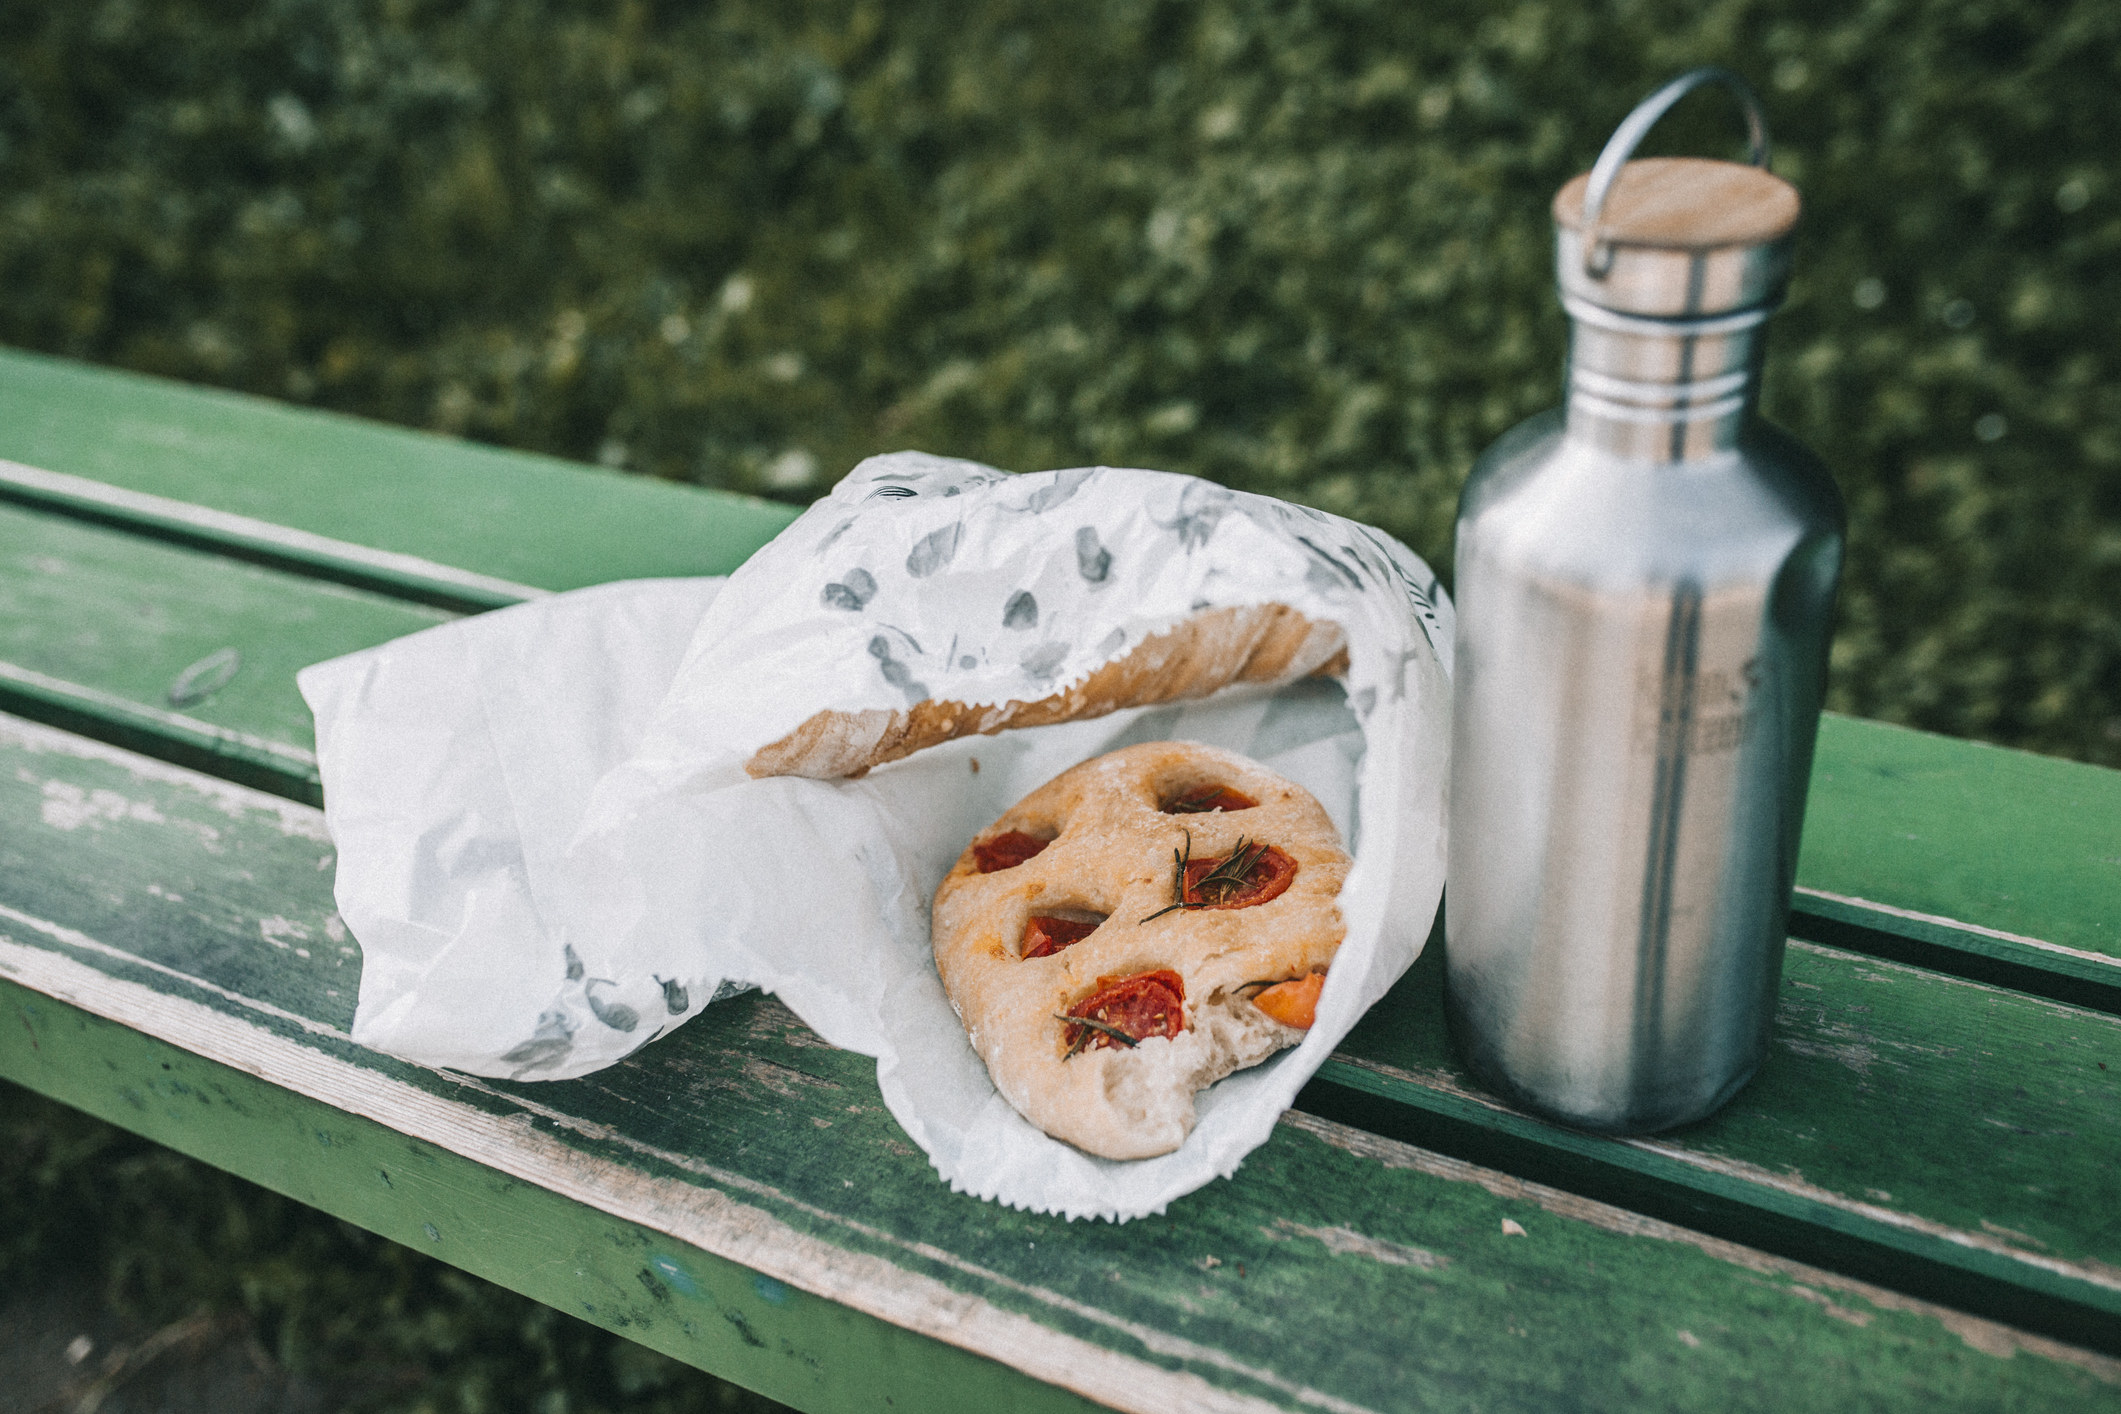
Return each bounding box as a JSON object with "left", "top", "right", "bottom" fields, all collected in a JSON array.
[{"left": 301, "top": 452, "right": 1452, "bottom": 1219}]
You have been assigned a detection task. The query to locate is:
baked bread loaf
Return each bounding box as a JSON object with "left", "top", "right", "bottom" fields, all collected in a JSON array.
[
  {"left": 747, "top": 603, "right": 1346, "bottom": 780},
  {"left": 932, "top": 742, "right": 1348, "bottom": 1160}
]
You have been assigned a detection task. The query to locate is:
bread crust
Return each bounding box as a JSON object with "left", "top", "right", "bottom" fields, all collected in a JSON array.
[
  {"left": 932, "top": 742, "right": 1349, "bottom": 1159},
  {"left": 747, "top": 603, "right": 1347, "bottom": 780}
]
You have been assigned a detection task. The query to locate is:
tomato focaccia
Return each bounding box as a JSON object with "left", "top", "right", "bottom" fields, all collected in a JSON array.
[{"left": 931, "top": 742, "right": 1349, "bottom": 1160}]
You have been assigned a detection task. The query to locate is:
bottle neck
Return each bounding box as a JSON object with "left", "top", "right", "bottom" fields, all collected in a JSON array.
[{"left": 1561, "top": 296, "right": 1773, "bottom": 461}]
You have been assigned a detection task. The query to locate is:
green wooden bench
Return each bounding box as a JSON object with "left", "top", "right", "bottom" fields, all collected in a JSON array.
[{"left": 2, "top": 344, "right": 2117, "bottom": 1412}]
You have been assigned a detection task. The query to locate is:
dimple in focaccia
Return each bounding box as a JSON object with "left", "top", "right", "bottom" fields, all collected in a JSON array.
[{"left": 931, "top": 742, "right": 1349, "bottom": 1160}]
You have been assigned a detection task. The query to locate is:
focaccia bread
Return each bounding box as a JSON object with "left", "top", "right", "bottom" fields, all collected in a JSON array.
[
  {"left": 932, "top": 742, "right": 1349, "bottom": 1160},
  {"left": 747, "top": 603, "right": 1347, "bottom": 780}
]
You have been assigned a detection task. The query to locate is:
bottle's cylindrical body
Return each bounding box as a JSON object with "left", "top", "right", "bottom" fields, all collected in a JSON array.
[{"left": 1444, "top": 300, "right": 1844, "bottom": 1133}]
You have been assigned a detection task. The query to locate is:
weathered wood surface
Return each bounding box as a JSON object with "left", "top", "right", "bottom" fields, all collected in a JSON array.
[
  {"left": 0, "top": 498, "right": 449, "bottom": 749},
  {"left": 5, "top": 350, "right": 2121, "bottom": 1408},
  {"left": 1316, "top": 940, "right": 2121, "bottom": 1353},
  {"left": 5, "top": 504, "right": 2117, "bottom": 1353},
  {"left": 5, "top": 712, "right": 2117, "bottom": 1412},
  {"left": 0, "top": 457, "right": 550, "bottom": 612},
  {"left": 1799, "top": 715, "right": 2121, "bottom": 964},
  {"left": 0, "top": 346, "right": 800, "bottom": 591}
]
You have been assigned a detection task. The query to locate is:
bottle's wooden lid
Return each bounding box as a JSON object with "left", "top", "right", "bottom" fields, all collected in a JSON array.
[
  {"left": 1553, "top": 157, "right": 1799, "bottom": 249},
  {"left": 1553, "top": 156, "right": 1799, "bottom": 317}
]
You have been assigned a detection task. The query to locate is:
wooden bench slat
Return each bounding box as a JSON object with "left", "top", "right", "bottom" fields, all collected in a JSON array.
[
  {"left": 0, "top": 500, "right": 451, "bottom": 748},
  {"left": 1799, "top": 715, "right": 2121, "bottom": 962},
  {"left": 5, "top": 712, "right": 2119, "bottom": 1412},
  {"left": 1788, "top": 886, "right": 2121, "bottom": 1015},
  {"left": 0, "top": 655, "right": 323, "bottom": 803},
  {"left": 0, "top": 348, "right": 799, "bottom": 590},
  {"left": 0, "top": 498, "right": 461, "bottom": 803},
  {"left": 1316, "top": 940, "right": 2121, "bottom": 1353},
  {"left": 0, "top": 980, "right": 1109, "bottom": 1414},
  {"left": 16, "top": 975, "right": 2116, "bottom": 1414},
  {"left": 0, "top": 457, "right": 549, "bottom": 613}
]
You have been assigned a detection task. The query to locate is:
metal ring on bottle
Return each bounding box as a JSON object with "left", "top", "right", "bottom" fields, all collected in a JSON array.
[
  {"left": 1581, "top": 68, "right": 1772, "bottom": 280},
  {"left": 1566, "top": 387, "right": 1748, "bottom": 426},
  {"left": 1567, "top": 365, "right": 1752, "bottom": 409},
  {"left": 1558, "top": 292, "right": 1778, "bottom": 339}
]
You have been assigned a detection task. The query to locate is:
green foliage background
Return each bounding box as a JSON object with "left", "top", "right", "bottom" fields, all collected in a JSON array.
[
  {"left": 0, "top": 1, "right": 2116, "bottom": 1409},
  {"left": 3, "top": 0, "right": 2117, "bottom": 764}
]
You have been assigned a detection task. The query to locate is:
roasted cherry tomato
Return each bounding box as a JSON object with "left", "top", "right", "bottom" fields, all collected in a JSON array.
[
  {"left": 974, "top": 830, "right": 1050, "bottom": 873},
  {"left": 1251, "top": 972, "right": 1325, "bottom": 1029},
  {"left": 1022, "top": 915, "right": 1100, "bottom": 959},
  {"left": 1164, "top": 783, "right": 1259, "bottom": 814},
  {"left": 1064, "top": 969, "right": 1186, "bottom": 1053},
  {"left": 1181, "top": 843, "right": 1297, "bottom": 909}
]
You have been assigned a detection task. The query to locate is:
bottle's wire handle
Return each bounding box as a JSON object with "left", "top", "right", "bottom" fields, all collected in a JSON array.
[{"left": 1582, "top": 68, "right": 1770, "bottom": 279}]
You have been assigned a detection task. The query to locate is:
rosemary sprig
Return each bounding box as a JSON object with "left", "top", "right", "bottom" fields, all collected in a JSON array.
[
  {"left": 1139, "top": 829, "right": 1195, "bottom": 922},
  {"left": 1139, "top": 831, "right": 1271, "bottom": 922},
  {"left": 1059, "top": 1013, "right": 1142, "bottom": 1059},
  {"left": 1191, "top": 838, "right": 1266, "bottom": 905}
]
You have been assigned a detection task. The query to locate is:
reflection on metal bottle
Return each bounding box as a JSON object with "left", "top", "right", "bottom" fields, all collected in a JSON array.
[{"left": 1444, "top": 70, "right": 1845, "bottom": 1133}]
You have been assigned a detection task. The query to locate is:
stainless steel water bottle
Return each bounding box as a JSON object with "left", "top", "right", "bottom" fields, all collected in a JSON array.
[{"left": 1444, "top": 70, "right": 1845, "bottom": 1133}]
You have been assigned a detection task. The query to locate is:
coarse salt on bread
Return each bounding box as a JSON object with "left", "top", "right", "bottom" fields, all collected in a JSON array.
[{"left": 932, "top": 742, "right": 1349, "bottom": 1160}]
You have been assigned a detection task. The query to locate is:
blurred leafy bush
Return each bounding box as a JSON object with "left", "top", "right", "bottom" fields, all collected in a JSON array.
[{"left": 2, "top": 0, "right": 2116, "bottom": 762}]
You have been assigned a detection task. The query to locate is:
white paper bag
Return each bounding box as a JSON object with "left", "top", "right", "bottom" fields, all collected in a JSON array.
[{"left": 302, "top": 453, "right": 1453, "bottom": 1219}]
